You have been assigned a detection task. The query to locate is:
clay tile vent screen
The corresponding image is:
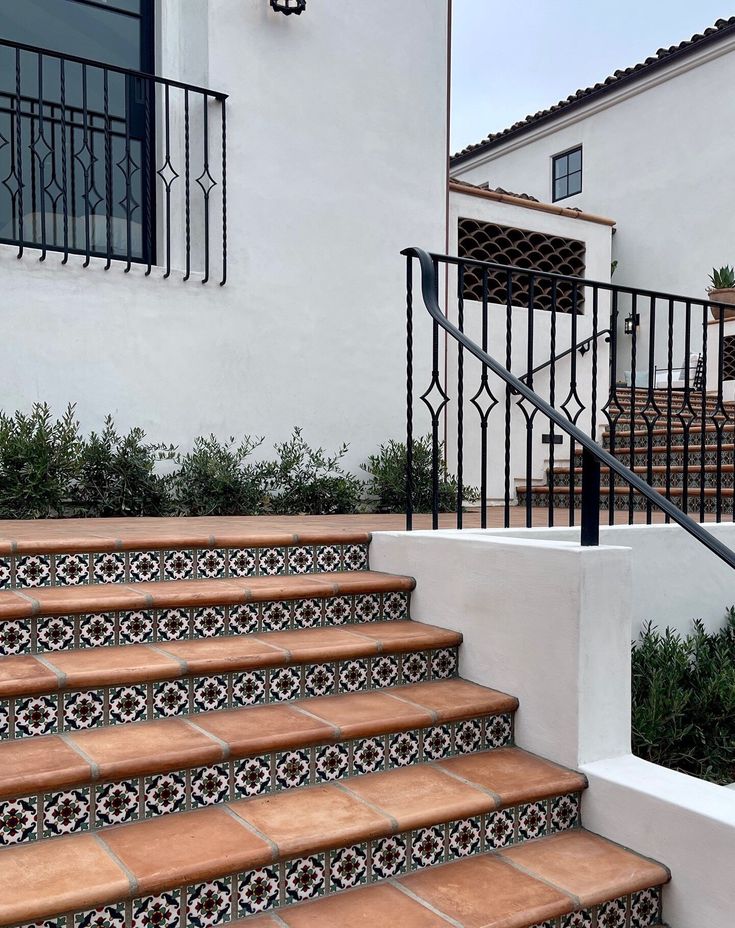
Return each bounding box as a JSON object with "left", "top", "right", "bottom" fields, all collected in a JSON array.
[{"left": 458, "top": 218, "right": 586, "bottom": 313}]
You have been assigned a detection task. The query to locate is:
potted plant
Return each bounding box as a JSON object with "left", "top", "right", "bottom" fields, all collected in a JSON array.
[{"left": 708, "top": 265, "right": 735, "bottom": 320}]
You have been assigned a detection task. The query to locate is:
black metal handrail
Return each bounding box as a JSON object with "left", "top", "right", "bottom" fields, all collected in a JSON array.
[
  {"left": 403, "top": 246, "right": 735, "bottom": 570},
  {"left": 520, "top": 328, "right": 611, "bottom": 385}
]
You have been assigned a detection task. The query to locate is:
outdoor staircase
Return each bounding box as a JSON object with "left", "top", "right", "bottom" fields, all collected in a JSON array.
[
  {"left": 0, "top": 517, "right": 669, "bottom": 927},
  {"left": 518, "top": 387, "right": 735, "bottom": 516}
]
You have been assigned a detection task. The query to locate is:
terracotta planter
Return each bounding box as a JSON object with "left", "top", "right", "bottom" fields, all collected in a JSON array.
[{"left": 708, "top": 287, "right": 735, "bottom": 320}]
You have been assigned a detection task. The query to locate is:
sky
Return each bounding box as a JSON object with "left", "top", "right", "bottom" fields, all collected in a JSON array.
[{"left": 451, "top": 1, "right": 734, "bottom": 154}]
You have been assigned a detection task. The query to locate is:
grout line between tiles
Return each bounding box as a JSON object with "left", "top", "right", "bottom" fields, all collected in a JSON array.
[
  {"left": 497, "top": 848, "right": 582, "bottom": 909},
  {"left": 94, "top": 832, "right": 140, "bottom": 896},
  {"left": 427, "top": 760, "right": 503, "bottom": 807},
  {"left": 333, "top": 780, "right": 400, "bottom": 833},
  {"left": 390, "top": 877, "right": 466, "bottom": 927},
  {"left": 60, "top": 732, "right": 101, "bottom": 781},
  {"left": 223, "top": 803, "right": 280, "bottom": 861},
  {"left": 183, "top": 718, "right": 231, "bottom": 759}
]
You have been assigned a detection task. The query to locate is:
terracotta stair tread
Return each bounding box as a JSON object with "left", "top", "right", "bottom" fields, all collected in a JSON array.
[
  {"left": 0, "top": 750, "right": 588, "bottom": 924},
  {"left": 0, "top": 679, "right": 516, "bottom": 798},
  {"left": 0, "top": 620, "right": 459, "bottom": 699},
  {"left": 0, "top": 570, "right": 415, "bottom": 621}
]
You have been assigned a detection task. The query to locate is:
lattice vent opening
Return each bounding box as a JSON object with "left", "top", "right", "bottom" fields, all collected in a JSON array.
[{"left": 722, "top": 335, "right": 735, "bottom": 381}]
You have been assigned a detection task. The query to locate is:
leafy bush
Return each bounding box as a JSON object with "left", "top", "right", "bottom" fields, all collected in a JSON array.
[
  {"left": 74, "top": 417, "right": 176, "bottom": 518},
  {"left": 632, "top": 611, "right": 735, "bottom": 785},
  {"left": 172, "top": 435, "right": 269, "bottom": 516},
  {"left": 0, "top": 404, "right": 82, "bottom": 518},
  {"left": 363, "top": 435, "right": 475, "bottom": 513},
  {"left": 266, "top": 428, "right": 363, "bottom": 515}
]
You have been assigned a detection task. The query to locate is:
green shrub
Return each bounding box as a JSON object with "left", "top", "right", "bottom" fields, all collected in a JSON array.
[
  {"left": 74, "top": 417, "right": 176, "bottom": 518},
  {"left": 632, "top": 611, "right": 735, "bottom": 785},
  {"left": 0, "top": 403, "right": 82, "bottom": 518},
  {"left": 363, "top": 435, "right": 475, "bottom": 513},
  {"left": 172, "top": 435, "right": 270, "bottom": 516},
  {"left": 266, "top": 428, "right": 363, "bottom": 515}
]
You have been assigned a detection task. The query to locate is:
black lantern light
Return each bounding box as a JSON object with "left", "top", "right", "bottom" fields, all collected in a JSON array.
[
  {"left": 270, "top": 0, "right": 306, "bottom": 14},
  {"left": 624, "top": 312, "right": 640, "bottom": 336}
]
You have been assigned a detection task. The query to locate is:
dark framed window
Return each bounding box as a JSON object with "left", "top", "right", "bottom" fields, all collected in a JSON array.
[{"left": 552, "top": 146, "right": 582, "bottom": 202}]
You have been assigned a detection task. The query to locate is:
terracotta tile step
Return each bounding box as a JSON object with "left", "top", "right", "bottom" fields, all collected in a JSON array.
[
  {"left": 0, "top": 750, "right": 592, "bottom": 926},
  {"left": 559, "top": 464, "right": 735, "bottom": 476},
  {"left": 0, "top": 680, "right": 519, "bottom": 844},
  {"left": 0, "top": 624, "right": 465, "bottom": 741},
  {"left": 234, "top": 831, "right": 668, "bottom": 926}
]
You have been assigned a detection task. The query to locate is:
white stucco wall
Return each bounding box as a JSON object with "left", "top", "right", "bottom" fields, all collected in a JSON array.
[
  {"left": 451, "top": 34, "right": 735, "bottom": 374},
  {"left": 0, "top": 0, "right": 449, "bottom": 470}
]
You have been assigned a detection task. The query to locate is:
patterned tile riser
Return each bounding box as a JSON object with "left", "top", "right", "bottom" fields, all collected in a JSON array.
[
  {"left": 603, "top": 431, "right": 732, "bottom": 450},
  {"left": 8, "top": 793, "right": 657, "bottom": 928},
  {"left": 0, "top": 543, "right": 370, "bottom": 591},
  {"left": 0, "top": 712, "right": 512, "bottom": 846},
  {"left": 551, "top": 471, "right": 735, "bottom": 490},
  {"left": 0, "top": 590, "right": 409, "bottom": 658},
  {"left": 0, "top": 643, "right": 455, "bottom": 741},
  {"left": 518, "top": 491, "right": 733, "bottom": 514}
]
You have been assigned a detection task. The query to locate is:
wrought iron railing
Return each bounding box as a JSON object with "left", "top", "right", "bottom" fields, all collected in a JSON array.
[
  {"left": 403, "top": 246, "right": 735, "bottom": 570},
  {"left": 0, "top": 37, "right": 227, "bottom": 283}
]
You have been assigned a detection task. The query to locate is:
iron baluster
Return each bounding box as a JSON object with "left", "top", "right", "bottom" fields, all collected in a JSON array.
[
  {"left": 548, "top": 277, "right": 557, "bottom": 526},
  {"left": 14, "top": 48, "right": 24, "bottom": 258},
  {"left": 183, "top": 88, "right": 191, "bottom": 282},
  {"left": 59, "top": 59, "right": 69, "bottom": 263},
  {"left": 220, "top": 101, "right": 227, "bottom": 287},
  {"left": 503, "top": 270, "right": 513, "bottom": 528},
  {"left": 405, "top": 257, "right": 414, "bottom": 531},
  {"left": 103, "top": 70, "right": 112, "bottom": 270},
  {"left": 456, "top": 264, "right": 464, "bottom": 529}
]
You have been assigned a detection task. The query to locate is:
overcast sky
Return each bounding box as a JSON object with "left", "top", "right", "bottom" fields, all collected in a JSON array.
[{"left": 451, "top": 1, "right": 734, "bottom": 153}]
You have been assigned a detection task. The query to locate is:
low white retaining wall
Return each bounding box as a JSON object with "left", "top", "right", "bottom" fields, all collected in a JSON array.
[{"left": 370, "top": 529, "right": 735, "bottom": 928}]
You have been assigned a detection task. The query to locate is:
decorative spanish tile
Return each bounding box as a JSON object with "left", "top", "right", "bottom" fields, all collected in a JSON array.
[
  {"left": 43, "top": 788, "right": 90, "bottom": 837},
  {"left": 630, "top": 888, "right": 660, "bottom": 928},
  {"left": 75, "top": 905, "right": 126, "bottom": 928},
  {"left": 153, "top": 680, "right": 190, "bottom": 718},
  {"left": 410, "top": 825, "right": 445, "bottom": 869},
  {"left": 324, "top": 596, "right": 352, "bottom": 625},
  {"left": 131, "top": 891, "right": 180, "bottom": 928},
  {"left": 55, "top": 553, "right": 89, "bottom": 586},
  {"left": 234, "top": 756, "right": 272, "bottom": 798},
  {"left": 238, "top": 866, "right": 280, "bottom": 917},
  {"left": 338, "top": 659, "right": 368, "bottom": 692},
  {"left": 192, "top": 606, "right": 226, "bottom": 638},
  {"left": 293, "top": 598, "right": 322, "bottom": 629},
  {"left": 191, "top": 765, "right": 230, "bottom": 807},
  {"left": 551, "top": 793, "right": 580, "bottom": 832},
  {"left": 352, "top": 737, "right": 385, "bottom": 775},
  {"left": 0, "top": 702, "right": 8, "bottom": 738},
  {"left": 596, "top": 897, "right": 627, "bottom": 928},
  {"left": 288, "top": 546, "right": 314, "bottom": 575},
  {"left": 109, "top": 685, "right": 147, "bottom": 724},
  {"left": 18, "top": 920, "right": 66, "bottom": 928},
  {"left": 0, "top": 619, "right": 32, "bottom": 656},
  {"left": 0, "top": 797, "right": 37, "bottom": 845},
  {"left": 93, "top": 553, "right": 125, "bottom": 585},
  {"left": 16, "top": 555, "right": 51, "bottom": 588},
  {"left": 329, "top": 844, "right": 367, "bottom": 892},
  {"left": 448, "top": 818, "right": 482, "bottom": 859},
  {"left": 95, "top": 780, "right": 139, "bottom": 827},
  {"left": 186, "top": 878, "right": 232, "bottom": 927},
  {"left": 431, "top": 648, "right": 457, "bottom": 679},
  {"left": 259, "top": 547, "right": 286, "bottom": 576},
  {"left": 0, "top": 556, "right": 10, "bottom": 590},
  {"left": 485, "top": 808, "right": 515, "bottom": 848},
  {"left": 371, "top": 835, "right": 407, "bottom": 879},
  {"left": 144, "top": 772, "right": 186, "bottom": 818},
  {"left": 118, "top": 611, "right": 154, "bottom": 645},
  {"left": 193, "top": 676, "right": 229, "bottom": 713},
  {"left": 284, "top": 854, "right": 326, "bottom": 903},
  {"left": 383, "top": 591, "right": 408, "bottom": 621},
  {"left": 316, "top": 545, "right": 341, "bottom": 572},
  {"left": 232, "top": 670, "right": 266, "bottom": 707},
  {"left": 129, "top": 550, "right": 162, "bottom": 583},
  {"left": 486, "top": 713, "right": 513, "bottom": 748},
  {"left": 275, "top": 750, "right": 310, "bottom": 790},
  {"left": 261, "top": 600, "right": 292, "bottom": 632},
  {"left": 455, "top": 719, "right": 482, "bottom": 755},
  {"left": 64, "top": 691, "right": 104, "bottom": 731},
  {"left": 269, "top": 666, "right": 301, "bottom": 702},
  {"left": 561, "top": 911, "right": 593, "bottom": 928},
  {"left": 518, "top": 801, "right": 548, "bottom": 841},
  {"left": 402, "top": 651, "right": 428, "bottom": 684},
  {"left": 304, "top": 663, "right": 335, "bottom": 698},
  {"left": 228, "top": 548, "right": 257, "bottom": 578},
  {"left": 315, "top": 743, "right": 348, "bottom": 783},
  {"left": 78, "top": 613, "right": 115, "bottom": 649},
  {"left": 388, "top": 731, "right": 419, "bottom": 768},
  {"left": 163, "top": 550, "right": 194, "bottom": 581},
  {"left": 343, "top": 544, "right": 368, "bottom": 571},
  {"left": 196, "top": 549, "right": 226, "bottom": 580},
  {"left": 157, "top": 608, "right": 190, "bottom": 641},
  {"left": 229, "top": 603, "right": 260, "bottom": 635},
  {"left": 422, "top": 724, "right": 452, "bottom": 761},
  {"left": 371, "top": 655, "right": 399, "bottom": 688},
  {"left": 354, "top": 593, "right": 380, "bottom": 623},
  {"left": 15, "top": 695, "right": 58, "bottom": 737},
  {"left": 37, "top": 615, "right": 75, "bottom": 652}
]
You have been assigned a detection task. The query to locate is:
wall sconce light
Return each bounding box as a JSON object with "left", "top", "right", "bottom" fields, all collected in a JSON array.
[
  {"left": 624, "top": 312, "right": 640, "bottom": 336},
  {"left": 270, "top": 0, "right": 306, "bottom": 14}
]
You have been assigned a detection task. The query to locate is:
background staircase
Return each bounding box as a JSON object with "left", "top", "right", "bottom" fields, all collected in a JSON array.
[
  {"left": 0, "top": 517, "right": 669, "bottom": 926},
  {"left": 518, "top": 387, "right": 735, "bottom": 516}
]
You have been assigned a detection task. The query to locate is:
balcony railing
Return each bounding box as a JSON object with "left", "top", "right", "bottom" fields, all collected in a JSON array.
[{"left": 0, "top": 37, "right": 227, "bottom": 284}]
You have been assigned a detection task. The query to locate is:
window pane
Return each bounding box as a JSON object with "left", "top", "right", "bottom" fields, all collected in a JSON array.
[
  {"left": 567, "top": 148, "right": 582, "bottom": 173},
  {"left": 553, "top": 155, "right": 567, "bottom": 179},
  {"left": 554, "top": 177, "right": 568, "bottom": 200},
  {"left": 568, "top": 171, "right": 582, "bottom": 195}
]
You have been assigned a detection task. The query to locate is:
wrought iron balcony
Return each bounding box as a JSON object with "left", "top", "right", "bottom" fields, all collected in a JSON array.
[{"left": 0, "top": 37, "right": 227, "bottom": 283}]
